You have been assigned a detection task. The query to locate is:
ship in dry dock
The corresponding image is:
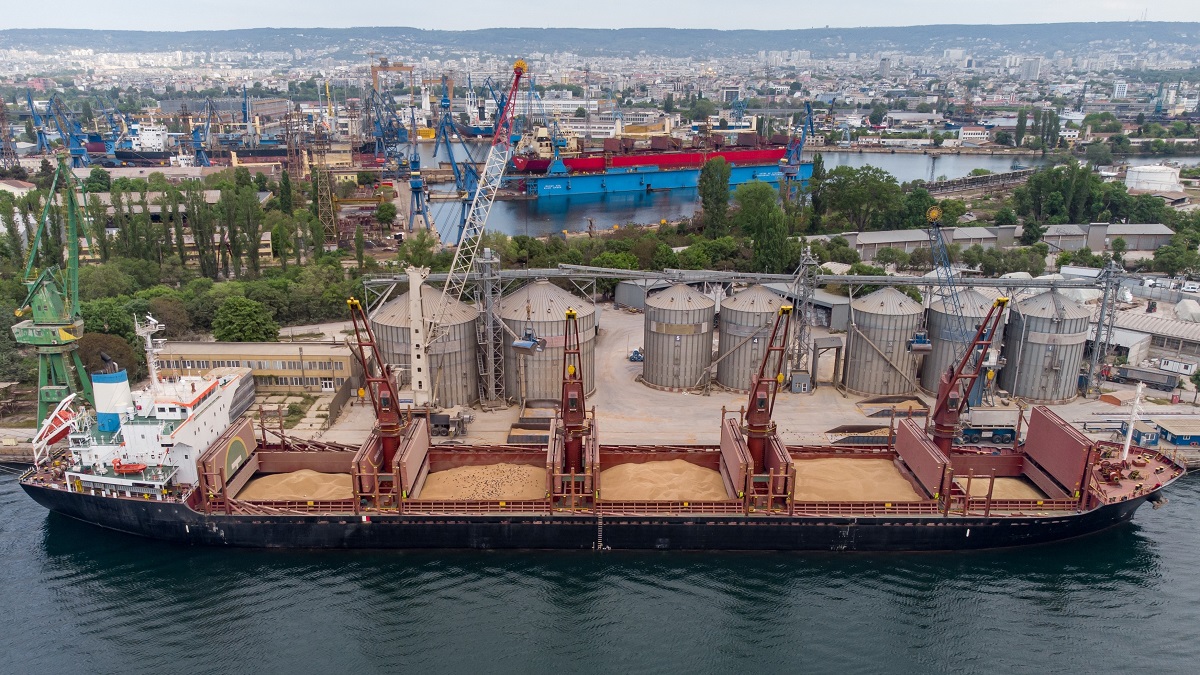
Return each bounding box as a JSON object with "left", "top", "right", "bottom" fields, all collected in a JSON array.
[{"left": 18, "top": 298, "right": 1185, "bottom": 552}]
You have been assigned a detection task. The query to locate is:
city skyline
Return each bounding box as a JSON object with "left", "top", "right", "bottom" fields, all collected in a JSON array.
[{"left": 6, "top": 0, "right": 1200, "bottom": 32}]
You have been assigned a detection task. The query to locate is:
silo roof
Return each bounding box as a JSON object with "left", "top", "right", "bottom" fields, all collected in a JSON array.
[
  {"left": 1016, "top": 290, "right": 1091, "bottom": 320},
  {"left": 721, "top": 285, "right": 785, "bottom": 313},
  {"left": 373, "top": 291, "right": 479, "bottom": 328},
  {"left": 931, "top": 288, "right": 993, "bottom": 318},
  {"left": 851, "top": 286, "right": 922, "bottom": 315},
  {"left": 645, "top": 283, "right": 715, "bottom": 310},
  {"left": 499, "top": 279, "right": 595, "bottom": 321}
]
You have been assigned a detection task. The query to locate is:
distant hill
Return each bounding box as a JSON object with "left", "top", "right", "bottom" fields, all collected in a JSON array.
[{"left": 1, "top": 23, "right": 1199, "bottom": 59}]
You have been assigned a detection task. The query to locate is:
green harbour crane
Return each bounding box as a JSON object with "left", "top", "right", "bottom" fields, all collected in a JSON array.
[{"left": 10, "top": 156, "right": 95, "bottom": 423}]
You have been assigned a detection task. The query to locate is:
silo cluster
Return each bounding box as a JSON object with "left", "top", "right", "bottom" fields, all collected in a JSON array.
[{"left": 920, "top": 289, "right": 997, "bottom": 393}]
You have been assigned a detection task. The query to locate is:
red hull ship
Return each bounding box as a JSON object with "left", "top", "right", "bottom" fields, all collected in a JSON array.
[{"left": 511, "top": 146, "right": 787, "bottom": 174}]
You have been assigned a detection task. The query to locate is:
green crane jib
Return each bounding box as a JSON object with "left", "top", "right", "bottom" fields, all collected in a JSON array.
[{"left": 11, "top": 157, "right": 95, "bottom": 423}]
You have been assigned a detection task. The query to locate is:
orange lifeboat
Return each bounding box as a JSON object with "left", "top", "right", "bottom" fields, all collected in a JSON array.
[{"left": 111, "top": 458, "right": 148, "bottom": 475}]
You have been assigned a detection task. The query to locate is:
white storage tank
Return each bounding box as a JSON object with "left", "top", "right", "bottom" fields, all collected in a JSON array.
[
  {"left": 1000, "top": 291, "right": 1089, "bottom": 403},
  {"left": 372, "top": 292, "right": 480, "bottom": 408},
  {"left": 642, "top": 284, "right": 716, "bottom": 390},
  {"left": 844, "top": 287, "right": 923, "bottom": 396},
  {"left": 716, "top": 285, "right": 785, "bottom": 391},
  {"left": 500, "top": 279, "right": 596, "bottom": 403}
]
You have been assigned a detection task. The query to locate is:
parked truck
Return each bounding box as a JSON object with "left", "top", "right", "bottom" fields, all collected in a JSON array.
[
  {"left": 1102, "top": 365, "right": 1181, "bottom": 392},
  {"left": 959, "top": 407, "right": 1021, "bottom": 445}
]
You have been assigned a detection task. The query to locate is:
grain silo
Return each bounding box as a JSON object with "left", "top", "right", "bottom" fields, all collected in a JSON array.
[
  {"left": 716, "top": 285, "right": 785, "bottom": 391},
  {"left": 642, "top": 284, "right": 716, "bottom": 390},
  {"left": 920, "top": 289, "right": 997, "bottom": 393},
  {"left": 1000, "top": 291, "right": 1089, "bottom": 403},
  {"left": 500, "top": 280, "right": 596, "bottom": 403},
  {"left": 372, "top": 291, "right": 479, "bottom": 408},
  {"left": 844, "top": 287, "right": 923, "bottom": 396}
]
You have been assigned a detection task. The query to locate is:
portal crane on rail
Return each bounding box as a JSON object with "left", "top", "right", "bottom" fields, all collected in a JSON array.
[
  {"left": 433, "top": 74, "right": 481, "bottom": 240},
  {"left": 46, "top": 95, "right": 91, "bottom": 167},
  {"left": 11, "top": 157, "right": 95, "bottom": 424}
]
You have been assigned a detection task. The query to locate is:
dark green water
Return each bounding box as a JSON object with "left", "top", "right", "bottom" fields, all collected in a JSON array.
[{"left": 3, "top": 471, "right": 1199, "bottom": 675}]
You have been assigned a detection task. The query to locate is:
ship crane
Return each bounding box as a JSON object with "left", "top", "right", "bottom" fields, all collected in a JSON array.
[
  {"left": 559, "top": 308, "right": 591, "bottom": 473},
  {"left": 742, "top": 305, "right": 793, "bottom": 472},
  {"left": 928, "top": 297, "right": 1009, "bottom": 456},
  {"left": 346, "top": 297, "right": 406, "bottom": 465}
]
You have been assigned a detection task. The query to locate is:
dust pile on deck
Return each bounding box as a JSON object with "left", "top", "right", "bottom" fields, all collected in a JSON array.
[
  {"left": 418, "top": 463, "right": 547, "bottom": 500},
  {"left": 600, "top": 459, "right": 728, "bottom": 501},
  {"left": 237, "top": 470, "right": 354, "bottom": 501},
  {"left": 793, "top": 458, "right": 922, "bottom": 501}
]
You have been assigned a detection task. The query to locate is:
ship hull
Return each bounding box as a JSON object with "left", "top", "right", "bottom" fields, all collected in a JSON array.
[
  {"left": 522, "top": 163, "right": 807, "bottom": 197},
  {"left": 512, "top": 148, "right": 787, "bottom": 175},
  {"left": 21, "top": 481, "right": 1155, "bottom": 552}
]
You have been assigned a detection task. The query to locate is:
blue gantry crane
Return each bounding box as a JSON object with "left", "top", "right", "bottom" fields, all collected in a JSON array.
[
  {"left": 366, "top": 88, "right": 409, "bottom": 180},
  {"left": 45, "top": 95, "right": 91, "bottom": 167},
  {"left": 406, "top": 96, "right": 430, "bottom": 232},
  {"left": 779, "top": 101, "right": 814, "bottom": 202},
  {"left": 432, "top": 75, "right": 480, "bottom": 242},
  {"left": 25, "top": 91, "right": 52, "bottom": 154}
]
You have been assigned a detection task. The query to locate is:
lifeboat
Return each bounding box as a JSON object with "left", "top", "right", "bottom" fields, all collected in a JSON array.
[
  {"left": 34, "top": 395, "right": 77, "bottom": 447},
  {"left": 111, "top": 458, "right": 147, "bottom": 475}
]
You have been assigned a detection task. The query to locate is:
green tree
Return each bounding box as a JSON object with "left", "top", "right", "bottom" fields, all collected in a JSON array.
[
  {"left": 663, "top": 93, "right": 675, "bottom": 113},
  {"left": 699, "top": 157, "right": 732, "bottom": 237},
  {"left": 375, "top": 201, "right": 397, "bottom": 229},
  {"left": 823, "top": 165, "right": 901, "bottom": 230},
  {"left": 1110, "top": 237, "right": 1127, "bottom": 265},
  {"left": 807, "top": 153, "right": 827, "bottom": 232},
  {"left": 994, "top": 131, "right": 1013, "bottom": 146},
  {"left": 148, "top": 296, "right": 191, "bottom": 338},
  {"left": 993, "top": 207, "right": 1018, "bottom": 226},
  {"left": 78, "top": 264, "right": 135, "bottom": 301},
  {"left": 872, "top": 247, "right": 909, "bottom": 269},
  {"left": 397, "top": 228, "right": 438, "bottom": 268},
  {"left": 868, "top": 103, "right": 887, "bottom": 126},
  {"left": 213, "top": 296, "right": 279, "bottom": 342},
  {"left": 1015, "top": 108, "right": 1028, "bottom": 146},
  {"left": 1086, "top": 142, "right": 1113, "bottom": 166},
  {"left": 1020, "top": 221, "right": 1046, "bottom": 246},
  {"left": 279, "top": 170, "right": 294, "bottom": 214},
  {"left": 83, "top": 166, "right": 111, "bottom": 193}
]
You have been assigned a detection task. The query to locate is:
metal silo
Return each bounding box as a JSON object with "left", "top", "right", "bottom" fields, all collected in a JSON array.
[
  {"left": 372, "top": 291, "right": 480, "bottom": 408},
  {"left": 920, "top": 288, "right": 996, "bottom": 393},
  {"left": 844, "top": 287, "right": 923, "bottom": 396},
  {"left": 1000, "top": 291, "right": 1089, "bottom": 403},
  {"left": 643, "top": 284, "right": 716, "bottom": 390},
  {"left": 500, "top": 280, "right": 596, "bottom": 403},
  {"left": 716, "top": 285, "right": 784, "bottom": 391}
]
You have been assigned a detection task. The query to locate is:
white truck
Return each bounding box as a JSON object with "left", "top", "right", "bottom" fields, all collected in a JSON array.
[{"left": 960, "top": 406, "right": 1022, "bottom": 445}]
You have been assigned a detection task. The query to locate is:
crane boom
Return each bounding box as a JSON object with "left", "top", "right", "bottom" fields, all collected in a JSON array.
[
  {"left": 743, "top": 305, "right": 793, "bottom": 472},
  {"left": 928, "top": 298, "right": 1009, "bottom": 456},
  {"left": 408, "top": 59, "right": 525, "bottom": 408}
]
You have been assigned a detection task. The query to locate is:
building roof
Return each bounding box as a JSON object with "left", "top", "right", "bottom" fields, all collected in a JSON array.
[
  {"left": 952, "top": 227, "right": 995, "bottom": 241},
  {"left": 1103, "top": 310, "right": 1200, "bottom": 344},
  {"left": 1043, "top": 224, "right": 1087, "bottom": 237},
  {"left": 1105, "top": 223, "right": 1174, "bottom": 236},
  {"left": 158, "top": 341, "right": 353, "bottom": 357},
  {"left": 1153, "top": 418, "right": 1200, "bottom": 436},
  {"left": 855, "top": 229, "right": 930, "bottom": 245}
]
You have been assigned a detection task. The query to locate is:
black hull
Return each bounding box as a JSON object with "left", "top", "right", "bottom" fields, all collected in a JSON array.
[{"left": 21, "top": 483, "right": 1156, "bottom": 552}]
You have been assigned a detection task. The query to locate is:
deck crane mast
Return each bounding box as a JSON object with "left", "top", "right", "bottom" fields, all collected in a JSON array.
[
  {"left": 406, "top": 59, "right": 526, "bottom": 410},
  {"left": 559, "top": 308, "right": 592, "bottom": 473},
  {"left": 928, "top": 297, "right": 1009, "bottom": 456},
  {"left": 743, "top": 305, "right": 793, "bottom": 472},
  {"left": 11, "top": 157, "right": 95, "bottom": 424},
  {"left": 346, "top": 297, "right": 406, "bottom": 467}
]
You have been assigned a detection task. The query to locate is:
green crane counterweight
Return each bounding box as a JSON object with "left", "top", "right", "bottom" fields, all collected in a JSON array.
[{"left": 11, "top": 157, "right": 95, "bottom": 424}]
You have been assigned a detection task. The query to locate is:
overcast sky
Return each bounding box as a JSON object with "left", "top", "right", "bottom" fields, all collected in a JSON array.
[{"left": 6, "top": 1, "right": 1200, "bottom": 31}]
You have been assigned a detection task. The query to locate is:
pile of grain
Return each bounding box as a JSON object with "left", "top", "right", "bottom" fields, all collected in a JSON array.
[
  {"left": 793, "top": 458, "right": 922, "bottom": 502},
  {"left": 237, "top": 470, "right": 353, "bottom": 501},
  {"left": 600, "top": 459, "right": 728, "bottom": 501},
  {"left": 956, "top": 476, "right": 1046, "bottom": 500},
  {"left": 418, "top": 463, "right": 546, "bottom": 500}
]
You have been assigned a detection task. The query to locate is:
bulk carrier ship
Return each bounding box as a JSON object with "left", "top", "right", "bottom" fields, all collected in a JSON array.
[{"left": 18, "top": 300, "right": 1184, "bottom": 552}]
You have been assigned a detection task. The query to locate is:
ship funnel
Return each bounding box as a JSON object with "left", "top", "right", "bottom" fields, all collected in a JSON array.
[{"left": 93, "top": 369, "right": 134, "bottom": 433}]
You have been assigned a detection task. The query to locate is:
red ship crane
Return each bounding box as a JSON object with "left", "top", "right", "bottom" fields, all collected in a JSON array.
[
  {"left": 928, "top": 297, "right": 1009, "bottom": 456},
  {"left": 743, "top": 305, "right": 793, "bottom": 472},
  {"left": 560, "top": 307, "right": 590, "bottom": 473},
  {"left": 347, "top": 297, "right": 405, "bottom": 465}
]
